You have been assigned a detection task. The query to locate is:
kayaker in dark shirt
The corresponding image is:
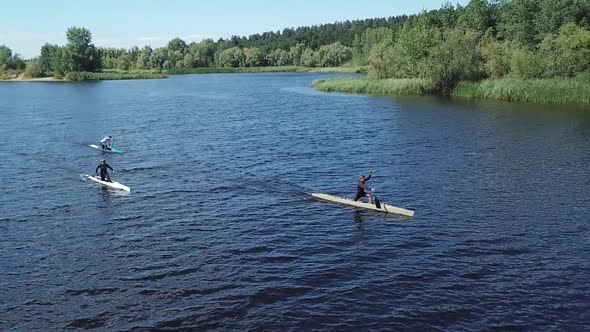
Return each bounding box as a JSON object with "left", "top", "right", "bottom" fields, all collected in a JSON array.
[
  {"left": 95, "top": 159, "right": 114, "bottom": 182},
  {"left": 354, "top": 173, "right": 373, "bottom": 203}
]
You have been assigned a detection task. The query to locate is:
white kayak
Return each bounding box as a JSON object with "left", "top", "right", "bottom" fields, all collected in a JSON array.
[
  {"left": 83, "top": 174, "right": 130, "bottom": 192},
  {"left": 311, "top": 193, "right": 414, "bottom": 217},
  {"left": 88, "top": 144, "right": 124, "bottom": 154}
]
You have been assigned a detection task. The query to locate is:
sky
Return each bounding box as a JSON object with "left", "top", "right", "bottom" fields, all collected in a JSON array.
[{"left": 1, "top": 0, "right": 469, "bottom": 58}]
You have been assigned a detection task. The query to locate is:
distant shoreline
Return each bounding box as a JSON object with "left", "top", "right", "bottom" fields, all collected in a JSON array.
[
  {"left": 0, "top": 66, "right": 366, "bottom": 82},
  {"left": 167, "top": 66, "right": 367, "bottom": 75}
]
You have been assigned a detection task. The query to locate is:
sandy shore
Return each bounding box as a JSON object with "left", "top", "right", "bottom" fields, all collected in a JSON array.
[{"left": 0, "top": 76, "right": 62, "bottom": 82}]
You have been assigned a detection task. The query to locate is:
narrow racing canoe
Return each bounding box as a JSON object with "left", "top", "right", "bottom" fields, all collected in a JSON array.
[
  {"left": 84, "top": 174, "right": 130, "bottom": 192},
  {"left": 311, "top": 193, "right": 414, "bottom": 217},
  {"left": 88, "top": 144, "right": 124, "bottom": 154}
]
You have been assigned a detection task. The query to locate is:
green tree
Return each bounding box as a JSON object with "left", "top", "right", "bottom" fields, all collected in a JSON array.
[
  {"left": 167, "top": 49, "right": 184, "bottom": 68},
  {"left": 352, "top": 27, "right": 395, "bottom": 65},
  {"left": 426, "top": 29, "right": 483, "bottom": 94},
  {"left": 535, "top": 0, "right": 585, "bottom": 37},
  {"left": 458, "top": 0, "right": 494, "bottom": 33},
  {"left": 117, "top": 53, "right": 131, "bottom": 70},
  {"left": 12, "top": 54, "right": 26, "bottom": 70},
  {"left": 266, "top": 49, "right": 291, "bottom": 66},
  {"left": 390, "top": 16, "right": 440, "bottom": 78},
  {"left": 218, "top": 47, "right": 245, "bottom": 67},
  {"left": 300, "top": 48, "right": 320, "bottom": 67},
  {"left": 0, "top": 45, "right": 25, "bottom": 70},
  {"left": 65, "top": 26, "right": 101, "bottom": 72},
  {"left": 136, "top": 46, "right": 152, "bottom": 69},
  {"left": 149, "top": 48, "right": 167, "bottom": 69},
  {"left": 244, "top": 47, "right": 265, "bottom": 67},
  {"left": 368, "top": 42, "right": 396, "bottom": 78},
  {"left": 183, "top": 53, "right": 195, "bottom": 68},
  {"left": 541, "top": 23, "right": 590, "bottom": 77},
  {"left": 51, "top": 47, "right": 71, "bottom": 78},
  {"left": 319, "top": 42, "right": 352, "bottom": 67},
  {"left": 480, "top": 28, "right": 512, "bottom": 78},
  {"left": 39, "top": 43, "right": 59, "bottom": 73},
  {"left": 167, "top": 38, "right": 187, "bottom": 53},
  {"left": 497, "top": 0, "right": 539, "bottom": 45},
  {"left": 289, "top": 43, "right": 306, "bottom": 66},
  {"left": 509, "top": 47, "right": 544, "bottom": 78},
  {"left": 188, "top": 39, "right": 216, "bottom": 67},
  {"left": 435, "top": 1, "right": 459, "bottom": 32},
  {"left": 24, "top": 58, "right": 44, "bottom": 78},
  {"left": 0, "top": 45, "right": 11, "bottom": 68}
]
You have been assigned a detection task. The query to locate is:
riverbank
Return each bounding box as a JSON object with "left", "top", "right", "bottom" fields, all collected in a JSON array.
[
  {"left": 167, "top": 66, "right": 367, "bottom": 75},
  {"left": 2, "top": 66, "right": 365, "bottom": 82},
  {"left": 313, "top": 76, "right": 590, "bottom": 104},
  {"left": 0, "top": 70, "right": 168, "bottom": 82},
  {"left": 0, "top": 76, "right": 60, "bottom": 82},
  {"left": 65, "top": 70, "right": 167, "bottom": 81},
  {"left": 453, "top": 78, "right": 590, "bottom": 104}
]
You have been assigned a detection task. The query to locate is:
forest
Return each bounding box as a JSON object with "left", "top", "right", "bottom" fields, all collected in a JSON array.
[{"left": 1, "top": 0, "right": 589, "bottom": 99}]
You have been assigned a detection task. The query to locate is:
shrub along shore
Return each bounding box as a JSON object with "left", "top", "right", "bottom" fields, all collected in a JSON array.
[{"left": 313, "top": 75, "right": 590, "bottom": 104}]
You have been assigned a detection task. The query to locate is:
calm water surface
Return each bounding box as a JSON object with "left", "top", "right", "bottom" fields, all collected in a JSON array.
[{"left": 1, "top": 73, "right": 589, "bottom": 331}]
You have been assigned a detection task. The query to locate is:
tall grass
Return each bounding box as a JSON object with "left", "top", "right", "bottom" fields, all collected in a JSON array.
[
  {"left": 313, "top": 77, "right": 435, "bottom": 95},
  {"left": 65, "top": 70, "right": 167, "bottom": 81},
  {"left": 167, "top": 66, "right": 366, "bottom": 75},
  {"left": 315, "top": 75, "right": 590, "bottom": 103},
  {"left": 309, "top": 66, "right": 368, "bottom": 74},
  {"left": 453, "top": 78, "right": 590, "bottom": 103}
]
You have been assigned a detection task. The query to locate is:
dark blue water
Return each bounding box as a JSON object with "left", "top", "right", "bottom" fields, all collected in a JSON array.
[{"left": 1, "top": 73, "right": 589, "bottom": 331}]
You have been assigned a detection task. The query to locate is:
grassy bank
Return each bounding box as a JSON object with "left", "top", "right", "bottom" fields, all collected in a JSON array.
[
  {"left": 313, "top": 77, "right": 435, "bottom": 95},
  {"left": 167, "top": 66, "right": 367, "bottom": 75},
  {"left": 65, "top": 70, "right": 167, "bottom": 81},
  {"left": 453, "top": 78, "right": 590, "bottom": 104},
  {"left": 313, "top": 75, "right": 590, "bottom": 104}
]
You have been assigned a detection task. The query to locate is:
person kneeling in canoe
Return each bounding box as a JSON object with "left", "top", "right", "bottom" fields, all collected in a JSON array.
[
  {"left": 96, "top": 159, "right": 114, "bottom": 182},
  {"left": 100, "top": 135, "right": 113, "bottom": 150},
  {"left": 354, "top": 174, "right": 373, "bottom": 203}
]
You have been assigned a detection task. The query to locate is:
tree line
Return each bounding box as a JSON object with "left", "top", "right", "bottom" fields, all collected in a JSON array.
[
  {"left": 363, "top": 0, "right": 590, "bottom": 93},
  {"left": 2, "top": 11, "right": 410, "bottom": 78},
  {"left": 2, "top": 0, "right": 589, "bottom": 87}
]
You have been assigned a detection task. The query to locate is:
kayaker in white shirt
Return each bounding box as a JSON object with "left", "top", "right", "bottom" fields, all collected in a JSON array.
[{"left": 100, "top": 136, "right": 113, "bottom": 150}]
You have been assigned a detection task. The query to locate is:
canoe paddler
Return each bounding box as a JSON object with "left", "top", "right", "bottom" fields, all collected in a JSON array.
[
  {"left": 100, "top": 135, "right": 113, "bottom": 150},
  {"left": 354, "top": 173, "right": 373, "bottom": 203},
  {"left": 95, "top": 159, "right": 114, "bottom": 182}
]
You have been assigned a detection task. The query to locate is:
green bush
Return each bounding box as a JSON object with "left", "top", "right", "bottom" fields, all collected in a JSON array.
[
  {"left": 510, "top": 48, "right": 544, "bottom": 79},
  {"left": 23, "top": 59, "right": 45, "bottom": 78}
]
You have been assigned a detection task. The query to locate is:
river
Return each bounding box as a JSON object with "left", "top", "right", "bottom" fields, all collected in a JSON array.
[{"left": 1, "top": 73, "right": 589, "bottom": 331}]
